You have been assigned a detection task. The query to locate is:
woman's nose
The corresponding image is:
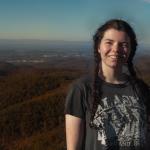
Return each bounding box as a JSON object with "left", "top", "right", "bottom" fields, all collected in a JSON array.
[{"left": 112, "top": 44, "right": 120, "bottom": 53}]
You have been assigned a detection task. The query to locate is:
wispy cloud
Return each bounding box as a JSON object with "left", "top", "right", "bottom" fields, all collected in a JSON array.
[{"left": 142, "top": 0, "right": 150, "bottom": 3}]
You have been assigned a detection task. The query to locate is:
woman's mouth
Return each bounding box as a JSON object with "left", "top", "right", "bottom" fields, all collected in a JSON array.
[
  {"left": 109, "top": 55, "right": 125, "bottom": 59},
  {"left": 110, "top": 55, "right": 118, "bottom": 59}
]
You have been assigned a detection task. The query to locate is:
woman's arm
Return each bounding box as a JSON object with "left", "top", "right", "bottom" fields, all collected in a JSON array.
[{"left": 65, "top": 114, "right": 85, "bottom": 150}]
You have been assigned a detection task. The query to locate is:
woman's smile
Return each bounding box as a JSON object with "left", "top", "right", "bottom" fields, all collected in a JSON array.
[{"left": 98, "top": 28, "right": 131, "bottom": 69}]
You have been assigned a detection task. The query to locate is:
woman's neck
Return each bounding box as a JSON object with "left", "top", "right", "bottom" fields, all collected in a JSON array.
[{"left": 99, "top": 64, "right": 127, "bottom": 84}]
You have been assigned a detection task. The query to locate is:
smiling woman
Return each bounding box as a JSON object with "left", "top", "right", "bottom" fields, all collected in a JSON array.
[
  {"left": 98, "top": 29, "right": 131, "bottom": 80},
  {"left": 65, "top": 19, "right": 150, "bottom": 150}
]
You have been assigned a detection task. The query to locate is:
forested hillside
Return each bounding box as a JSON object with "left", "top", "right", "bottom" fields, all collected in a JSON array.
[
  {"left": 0, "top": 67, "right": 84, "bottom": 150},
  {"left": 0, "top": 57, "right": 149, "bottom": 150}
]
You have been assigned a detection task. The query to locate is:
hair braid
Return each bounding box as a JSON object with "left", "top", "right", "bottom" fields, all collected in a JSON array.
[
  {"left": 89, "top": 31, "right": 102, "bottom": 127},
  {"left": 88, "top": 19, "right": 150, "bottom": 149},
  {"left": 90, "top": 19, "right": 138, "bottom": 127}
]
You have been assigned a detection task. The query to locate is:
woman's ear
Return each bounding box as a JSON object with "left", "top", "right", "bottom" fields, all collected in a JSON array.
[{"left": 98, "top": 48, "right": 101, "bottom": 54}]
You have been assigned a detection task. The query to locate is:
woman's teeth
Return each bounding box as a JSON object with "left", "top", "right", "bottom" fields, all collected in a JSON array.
[
  {"left": 110, "top": 55, "right": 125, "bottom": 59},
  {"left": 110, "top": 55, "right": 118, "bottom": 59}
]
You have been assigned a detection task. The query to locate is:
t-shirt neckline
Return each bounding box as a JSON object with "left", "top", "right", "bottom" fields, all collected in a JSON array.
[{"left": 97, "top": 74, "right": 130, "bottom": 88}]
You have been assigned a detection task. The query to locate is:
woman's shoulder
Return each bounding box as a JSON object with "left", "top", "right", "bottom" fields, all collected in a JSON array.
[
  {"left": 128, "top": 76, "right": 150, "bottom": 98},
  {"left": 71, "top": 74, "right": 93, "bottom": 90},
  {"left": 133, "top": 77, "right": 149, "bottom": 90},
  {"left": 127, "top": 75, "right": 149, "bottom": 87}
]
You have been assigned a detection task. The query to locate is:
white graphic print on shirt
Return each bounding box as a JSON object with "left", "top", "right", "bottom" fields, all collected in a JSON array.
[{"left": 92, "top": 94, "right": 147, "bottom": 147}]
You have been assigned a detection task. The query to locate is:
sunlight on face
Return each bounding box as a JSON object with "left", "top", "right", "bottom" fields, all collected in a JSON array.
[{"left": 98, "top": 28, "right": 131, "bottom": 69}]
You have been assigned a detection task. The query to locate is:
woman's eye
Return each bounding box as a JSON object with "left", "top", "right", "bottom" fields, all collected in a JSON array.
[
  {"left": 121, "top": 43, "right": 128, "bottom": 48},
  {"left": 106, "top": 42, "right": 112, "bottom": 45},
  {"left": 122, "top": 44, "right": 128, "bottom": 48}
]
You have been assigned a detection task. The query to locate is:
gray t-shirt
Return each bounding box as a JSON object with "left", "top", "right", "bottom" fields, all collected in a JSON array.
[{"left": 65, "top": 75, "right": 149, "bottom": 150}]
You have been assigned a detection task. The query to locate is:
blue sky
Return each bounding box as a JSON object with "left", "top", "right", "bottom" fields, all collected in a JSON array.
[{"left": 0, "top": 0, "right": 150, "bottom": 44}]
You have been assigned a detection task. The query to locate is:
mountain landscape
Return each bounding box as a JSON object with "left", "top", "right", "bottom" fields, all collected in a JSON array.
[
  {"left": 0, "top": 67, "right": 84, "bottom": 150},
  {"left": 0, "top": 40, "right": 149, "bottom": 150}
]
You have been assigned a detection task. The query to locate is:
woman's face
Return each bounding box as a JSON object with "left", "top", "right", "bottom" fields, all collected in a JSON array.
[{"left": 98, "top": 28, "right": 131, "bottom": 70}]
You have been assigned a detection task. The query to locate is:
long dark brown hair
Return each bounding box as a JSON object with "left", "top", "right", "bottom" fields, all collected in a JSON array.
[{"left": 90, "top": 19, "right": 149, "bottom": 128}]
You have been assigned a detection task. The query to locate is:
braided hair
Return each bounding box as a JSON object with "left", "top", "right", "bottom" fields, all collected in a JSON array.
[
  {"left": 89, "top": 19, "right": 150, "bottom": 149},
  {"left": 90, "top": 19, "right": 138, "bottom": 127}
]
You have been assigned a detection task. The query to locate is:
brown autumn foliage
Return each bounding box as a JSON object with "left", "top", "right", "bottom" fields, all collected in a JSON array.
[
  {"left": 0, "top": 57, "right": 149, "bottom": 150},
  {"left": 0, "top": 67, "right": 84, "bottom": 150}
]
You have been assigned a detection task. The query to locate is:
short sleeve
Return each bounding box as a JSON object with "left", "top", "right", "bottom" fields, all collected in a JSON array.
[{"left": 64, "top": 82, "right": 86, "bottom": 119}]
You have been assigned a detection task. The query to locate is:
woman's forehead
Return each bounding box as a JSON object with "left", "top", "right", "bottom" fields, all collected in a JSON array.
[{"left": 102, "top": 28, "right": 130, "bottom": 42}]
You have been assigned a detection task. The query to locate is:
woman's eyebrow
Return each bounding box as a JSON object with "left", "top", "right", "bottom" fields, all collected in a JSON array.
[
  {"left": 104, "top": 39, "right": 113, "bottom": 41},
  {"left": 104, "top": 39, "right": 129, "bottom": 44},
  {"left": 121, "top": 42, "right": 129, "bottom": 44}
]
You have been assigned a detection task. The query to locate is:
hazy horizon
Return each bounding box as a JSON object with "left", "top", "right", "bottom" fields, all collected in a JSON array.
[
  {"left": 1, "top": 0, "right": 150, "bottom": 44},
  {"left": 0, "top": 38, "right": 149, "bottom": 51}
]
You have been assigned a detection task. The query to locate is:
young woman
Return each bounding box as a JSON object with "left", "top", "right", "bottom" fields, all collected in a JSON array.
[{"left": 65, "top": 19, "right": 150, "bottom": 150}]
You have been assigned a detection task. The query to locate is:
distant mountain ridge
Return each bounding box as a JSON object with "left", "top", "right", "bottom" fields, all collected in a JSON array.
[
  {"left": 0, "top": 39, "right": 149, "bottom": 56},
  {"left": 0, "top": 62, "right": 18, "bottom": 76},
  {"left": 0, "top": 39, "right": 92, "bottom": 51}
]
